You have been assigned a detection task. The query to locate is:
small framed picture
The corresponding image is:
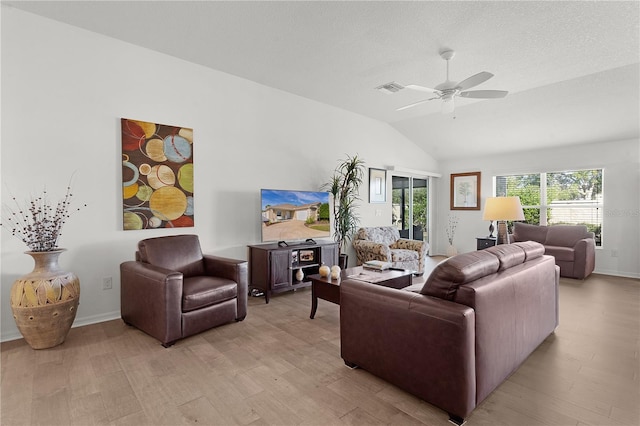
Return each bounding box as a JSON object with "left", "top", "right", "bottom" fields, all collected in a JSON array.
[
  {"left": 299, "top": 250, "right": 315, "bottom": 262},
  {"left": 450, "top": 172, "right": 481, "bottom": 210},
  {"left": 291, "top": 251, "right": 299, "bottom": 264},
  {"left": 369, "top": 168, "right": 387, "bottom": 203}
]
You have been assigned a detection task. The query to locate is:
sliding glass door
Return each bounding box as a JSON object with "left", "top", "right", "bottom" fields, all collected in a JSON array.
[{"left": 392, "top": 176, "right": 429, "bottom": 242}]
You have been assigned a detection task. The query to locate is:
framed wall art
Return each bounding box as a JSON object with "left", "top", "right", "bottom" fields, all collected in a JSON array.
[
  {"left": 450, "top": 171, "right": 481, "bottom": 210},
  {"left": 369, "top": 168, "right": 387, "bottom": 203},
  {"left": 121, "top": 118, "right": 194, "bottom": 230}
]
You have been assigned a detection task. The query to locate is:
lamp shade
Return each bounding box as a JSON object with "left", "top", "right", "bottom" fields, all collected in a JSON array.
[{"left": 482, "top": 196, "right": 525, "bottom": 221}]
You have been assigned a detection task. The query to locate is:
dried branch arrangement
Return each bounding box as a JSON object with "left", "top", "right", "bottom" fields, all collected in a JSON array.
[
  {"left": 446, "top": 214, "right": 459, "bottom": 245},
  {"left": 1, "top": 182, "right": 86, "bottom": 252}
]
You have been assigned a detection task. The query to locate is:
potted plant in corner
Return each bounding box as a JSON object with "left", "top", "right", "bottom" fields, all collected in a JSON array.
[
  {"left": 323, "top": 154, "right": 366, "bottom": 269},
  {"left": 1, "top": 180, "right": 85, "bottom": 349}
]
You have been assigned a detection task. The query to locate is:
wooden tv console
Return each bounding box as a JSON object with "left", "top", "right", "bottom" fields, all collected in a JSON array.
[{"left": 247, "top": 241, "right": 339, "bottom": 303}]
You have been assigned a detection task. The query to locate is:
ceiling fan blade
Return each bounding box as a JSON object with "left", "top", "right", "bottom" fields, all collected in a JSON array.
[
  {"left": 459, "top": 90, "right": 508, "bottom": 99},
  {"left": 456, "top": 71, "right": 494, "bottom": 91},
  {"left": 405, "top": 84, "right": 441, "bottom": 94},
  {"left": 396, "top": 98, "right": 435, "bottom": 111}
]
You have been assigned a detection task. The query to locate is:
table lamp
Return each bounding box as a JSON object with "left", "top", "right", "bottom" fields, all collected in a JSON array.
[{"left": 482, "top": 196, "right": 525, "bottom": 244}]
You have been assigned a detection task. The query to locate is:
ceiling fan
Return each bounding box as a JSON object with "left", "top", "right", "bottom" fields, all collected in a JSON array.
[{"left": 377, "top": 49, "right": 508, "bottom": 114}]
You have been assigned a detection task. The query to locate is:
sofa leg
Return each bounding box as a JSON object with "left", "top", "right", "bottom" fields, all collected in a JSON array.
[
  {"left": 343, "top": 360, "right": 358, "bottom": 369},
  {"left": 236, "top": 315, "right": 246, "bottom": 322},
  {"left": 448, "top": 414, "right": 466, "bottom": 425},
  {"left": 162, "top": 341, "right": 176, "bottom": 348}
]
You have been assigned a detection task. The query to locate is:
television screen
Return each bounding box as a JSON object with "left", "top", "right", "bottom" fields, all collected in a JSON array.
[{"left": 261, "top": 189, "right": 331, "bottom": 243}]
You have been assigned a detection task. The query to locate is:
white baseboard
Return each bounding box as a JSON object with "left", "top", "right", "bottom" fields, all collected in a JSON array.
[
  {"left": 593, "top": 268, "right": 640, "bottom": 279},
  {"left": 73, "top": 311, "right": 121, "bottom": 328},
  {"left": 1, "top": 311, "right": 121, "bottom": 343}
]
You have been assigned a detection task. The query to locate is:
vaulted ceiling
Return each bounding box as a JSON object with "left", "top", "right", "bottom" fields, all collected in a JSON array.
[{"left": 5, "top": 1, "right": 639, "bottom": 161}]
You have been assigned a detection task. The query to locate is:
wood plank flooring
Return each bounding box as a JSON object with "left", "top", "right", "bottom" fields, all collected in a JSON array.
[{"left": 2, "top": 259, "right": 639, "bottom": 425}]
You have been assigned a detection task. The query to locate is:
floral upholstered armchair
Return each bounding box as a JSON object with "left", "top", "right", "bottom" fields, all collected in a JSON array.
[{"left": 352, "top": 226, "right": 429, "bottom": 275}]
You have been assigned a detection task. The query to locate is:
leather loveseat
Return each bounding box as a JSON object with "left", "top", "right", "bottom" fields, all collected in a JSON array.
[
  {"left": 510, "top": 222, "right": 595, "bottom": 279},
  {"left": 340, "top": 242, "right": 559, "bottom": 424},
  {"left": 352, "top": 226, "right": 429, "bottom": 274}
]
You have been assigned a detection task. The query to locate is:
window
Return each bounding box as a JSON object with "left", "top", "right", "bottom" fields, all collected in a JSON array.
[{"left": 496, "top": 169, "right": 603, "bottom": 246}]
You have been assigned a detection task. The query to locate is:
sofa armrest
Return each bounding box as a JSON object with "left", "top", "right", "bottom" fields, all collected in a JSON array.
[
  {"left": 120, "top": 261, "right": 183, "bottom": 345},
  {"left": 572, "top": 238, "right": 596, "bottom": 279},
  {"left": 203, "top": 255, "right": 249, "bottom": 318},
  {"left": 340, "top": 279, "right": 476, "bottom": 420},
  {"left": 352, "top": 240, "right": 392, "bottom": 264}
]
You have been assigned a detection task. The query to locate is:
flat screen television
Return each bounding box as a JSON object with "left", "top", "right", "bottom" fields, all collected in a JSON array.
[{"left": 261, "top": 189, "right": 331, "bottom": 243}]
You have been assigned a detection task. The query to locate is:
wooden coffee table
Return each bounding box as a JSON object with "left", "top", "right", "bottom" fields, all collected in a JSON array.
[{"left": 308, "top": 266, "right": 413, "bottom": 319}]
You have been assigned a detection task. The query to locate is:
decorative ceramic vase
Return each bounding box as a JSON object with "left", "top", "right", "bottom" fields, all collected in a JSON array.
[
  {"left": 446, "top": 244, "right": 458, "bottom": 258},
  {"left": 296, "top": 268, "right": 304, "bottom": 282},
  {"left": 10, "top": 249, "right": 80, "bottom": 350},
  {"left": 318, "top": 264, "right": 331, "bottom": 278},
  {"left": 330, "top": 265, "right": 341, "bottom": 280}
]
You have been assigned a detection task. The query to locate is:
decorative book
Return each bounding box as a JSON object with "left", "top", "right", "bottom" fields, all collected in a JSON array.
[{"left": 363, "top": 260, "right": 392, "bottom": 270}]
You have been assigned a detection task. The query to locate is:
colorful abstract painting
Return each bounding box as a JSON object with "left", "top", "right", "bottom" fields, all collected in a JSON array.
[{"left": 121, "top": 118, "right": 194, "bottom": 230}]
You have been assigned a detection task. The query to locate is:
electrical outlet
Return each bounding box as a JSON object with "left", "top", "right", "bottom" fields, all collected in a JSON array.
[{"left": 102, "top": 277, "right": 113, "bottom": 290}]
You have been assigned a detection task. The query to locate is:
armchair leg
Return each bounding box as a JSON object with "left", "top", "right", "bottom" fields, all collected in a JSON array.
[
  {"left": 343, "top": 360, "right": 358, "bottom": 369},
  {"left": 448, "top": 414, "right": 466, "bottom": 425},
  {"left": 162, "top": 341, "right": 176, "bottom": 348}
]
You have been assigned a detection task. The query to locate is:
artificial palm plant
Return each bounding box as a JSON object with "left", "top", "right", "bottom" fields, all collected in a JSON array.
[{"left": 323, "top": 154, "right": 366, "bottom": 267}]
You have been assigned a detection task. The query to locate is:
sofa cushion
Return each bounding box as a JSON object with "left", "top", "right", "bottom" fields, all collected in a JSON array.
[
  {"left": 513, "top": 222, "right": 547, "bottom": 244},
  {"left": 544, "top": 245, "right": 575, "bottom": 262},
  {"left": 420, "top": 250, "right": 499, "bottom": 300},
  {"left": 484, "top": 244, "right": 526, "bottom": 270},
  {"left": 545, "top": 225, "right": 589, "bottom": 247},
  {"left": 512, "top": 241, "right": 545, "bottom": 260},
  {"left": 182, "top": 276, "right": 237, "bottom": 312},
  {"left": 390, "top": 249, "right": 419, "bottom": 263}
]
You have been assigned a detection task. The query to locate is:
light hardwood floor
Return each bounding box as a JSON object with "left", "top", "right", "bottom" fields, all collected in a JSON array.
[{"left": 2, "top": 259, "right": 639, "bottom": 426}]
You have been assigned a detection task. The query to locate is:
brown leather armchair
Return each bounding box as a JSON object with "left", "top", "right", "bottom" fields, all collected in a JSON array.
[{"left": 120, "top": 234, "right": 248, "bottom": 347}]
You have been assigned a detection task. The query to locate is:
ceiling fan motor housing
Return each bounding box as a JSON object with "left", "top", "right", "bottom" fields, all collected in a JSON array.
[{"left": 439, "top": 49, "right": 455, "bottom": 61}]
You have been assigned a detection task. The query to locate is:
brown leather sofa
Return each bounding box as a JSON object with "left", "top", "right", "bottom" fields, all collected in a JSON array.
[
  {"left": 120, "top": 234, "right": 248, "bottom": 347},
  {"left": 510, "top": 222, "right": 595, "bottom": 279},
  {"left": 340, "top": 242, "right": 559, "bottom": 425}
]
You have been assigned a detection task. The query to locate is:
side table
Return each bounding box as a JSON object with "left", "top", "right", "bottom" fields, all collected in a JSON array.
[{"left": 476, "top": 237, "right": 497, "bottom": 250}]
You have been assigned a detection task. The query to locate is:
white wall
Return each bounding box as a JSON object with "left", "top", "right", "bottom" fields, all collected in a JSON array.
[
  {"left": 0, "top": 7, "right": 438, "bottom": 341},
  {"left": 434, "top": 139, "right": 640, "bottom": 278}
]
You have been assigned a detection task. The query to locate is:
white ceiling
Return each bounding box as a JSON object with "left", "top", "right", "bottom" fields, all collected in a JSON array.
[{"left": 5, "top": 1, "right": 640, "bottom": 161}]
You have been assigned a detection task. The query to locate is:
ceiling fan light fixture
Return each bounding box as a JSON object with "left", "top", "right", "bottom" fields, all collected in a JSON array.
[{"left": 442, "top": 97, "right": 455, "bottom": 114}]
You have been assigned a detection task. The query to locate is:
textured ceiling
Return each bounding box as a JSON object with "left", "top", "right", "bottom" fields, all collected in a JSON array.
[{"left": 5, "top": 1, "right": 640, "bottom": 161}]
